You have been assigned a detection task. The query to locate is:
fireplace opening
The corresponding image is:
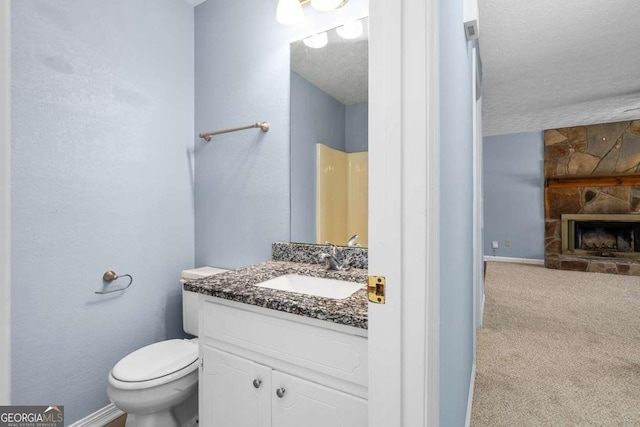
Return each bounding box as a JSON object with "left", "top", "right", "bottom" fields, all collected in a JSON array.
[
  {"left": 562, "top": 214, "right": 640, "bottom": 259},
  {"left": 575, "top": 222, "right": 637, "bottom": 252}
]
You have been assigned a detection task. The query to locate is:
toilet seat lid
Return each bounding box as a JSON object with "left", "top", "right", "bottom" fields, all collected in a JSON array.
[{"left": 112, "top": 339, "right": 198, "bottom": 382}]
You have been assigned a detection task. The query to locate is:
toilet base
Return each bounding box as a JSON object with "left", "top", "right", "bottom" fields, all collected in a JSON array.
[
  {"left": 123, "top": 388, "right": 198, "bottom": 427},
  {"left": 125, "top": 410, "right": 177, "bottom": 427}
]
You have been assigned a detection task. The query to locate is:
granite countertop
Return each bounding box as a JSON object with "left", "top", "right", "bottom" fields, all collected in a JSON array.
[{"left": 183, "top": 260, "right": 368, "bottom": 329}]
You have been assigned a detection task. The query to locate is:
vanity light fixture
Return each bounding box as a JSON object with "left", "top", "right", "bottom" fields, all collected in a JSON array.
[
  {"left": 276, "top": 0, "right": 350, "bottom": 26},
  {"left": 336, "top": 19, "right": 363, "bottom": 39},
  {"left": 303, "top": 32, "right": 328, "bottom": 49},
  {"left": 276, "top": 0, "right": 304, "bottom": 25},
  {"left": 310, "top": 0, "right": 345, "bottom": 12}
]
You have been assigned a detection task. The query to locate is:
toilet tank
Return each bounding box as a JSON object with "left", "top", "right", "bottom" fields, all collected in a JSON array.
[{"left": 181, "top": 266, "right": 228, "bottom": 336}]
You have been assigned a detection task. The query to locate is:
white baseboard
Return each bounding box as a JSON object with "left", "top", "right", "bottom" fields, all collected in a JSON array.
[
  {"left": 69, "top": 403, "right": 124, "bottom": 427},
  {"left": 484, "top": 256, "right": 544, "bottom": 266},
  {"left": 465, "top": 363, "right": 477, "bottom": 427}
]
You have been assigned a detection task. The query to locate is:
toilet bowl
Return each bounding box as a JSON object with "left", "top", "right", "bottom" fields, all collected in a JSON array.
[
  {"left": 108, "top": 339, "right": 199, "bottom": 427},
  {"left": 107, "top": 267, "right": 227, "bottom": 427}
]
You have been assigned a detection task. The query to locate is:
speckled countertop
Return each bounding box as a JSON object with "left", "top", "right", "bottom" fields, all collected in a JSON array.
[{"left": 183, "top": 260, "right": 368, "bottom": 329}]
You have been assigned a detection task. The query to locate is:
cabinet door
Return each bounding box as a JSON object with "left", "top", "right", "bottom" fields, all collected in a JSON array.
[
  {"left": 272, "top": 371, "right": 367, "bottom": 427},
  {"left": 200, "top": 345, "right": 272, "bottom": 427}
]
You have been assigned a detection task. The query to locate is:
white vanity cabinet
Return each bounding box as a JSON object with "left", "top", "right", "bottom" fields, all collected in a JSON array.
[
  {"left": 271, "top": 370, "right": 367, "bottom": 427},
  {"left": 198, "top": 295, "right": 368, "bottom": 427},
  {"left": 200, "top": 346, "right": 271, "bottom": 426}
]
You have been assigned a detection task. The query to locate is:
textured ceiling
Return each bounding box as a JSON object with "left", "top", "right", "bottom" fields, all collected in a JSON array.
[
  {"left": 480, "top": 0, "right": 640, "bottom": 136},
  {"left": 291, "top": 18, "right": 368, "bottom": 105}
]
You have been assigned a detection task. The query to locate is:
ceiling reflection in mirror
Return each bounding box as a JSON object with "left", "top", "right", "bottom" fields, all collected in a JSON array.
[{"left": 290, "top": 17, "right": 368, "bottom": 248}]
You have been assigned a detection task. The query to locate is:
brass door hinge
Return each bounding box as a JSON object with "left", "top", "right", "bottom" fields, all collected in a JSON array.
[{"left": 368, "top": 276, "right": 386, "bottom": 304}]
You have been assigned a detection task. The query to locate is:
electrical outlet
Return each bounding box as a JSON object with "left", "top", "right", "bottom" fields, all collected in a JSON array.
[
  {"left": 492, "top": 241, "right": 499, "bottom": 249},
  {"left": 505, "top": 240, "right": 512, "bottom": 247}
]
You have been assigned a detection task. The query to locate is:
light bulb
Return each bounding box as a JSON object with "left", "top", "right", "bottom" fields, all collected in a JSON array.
[
  {"left": 276, "top": 0, "right": 304, "bottom": 25},
  {"left": 310, "top": 0, "right": 343, "bottom": 12},
  {"left": 336, "top": 20, "right": 363, "bottom": 39},
  {"left": 303, "top": 32, "right": 328, "bottom": 49}
]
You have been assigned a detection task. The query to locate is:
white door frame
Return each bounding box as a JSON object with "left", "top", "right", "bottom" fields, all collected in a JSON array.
[
  {"left": 472, "top": 47, "right": 484, "bottom": 331},
  {"left": 368, "top": 0, "right": 440, "bottom": 425},
  {"left": 0, "top": 0, "right": 11, "bottom": 405}
]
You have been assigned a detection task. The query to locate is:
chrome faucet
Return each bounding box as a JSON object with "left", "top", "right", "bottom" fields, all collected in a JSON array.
[{"left": 319, "top": 242, "right": 351, "bottom": 271}]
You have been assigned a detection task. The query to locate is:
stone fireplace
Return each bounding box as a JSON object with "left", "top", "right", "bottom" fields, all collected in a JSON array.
[{"left": 545, "top": 119, "right": 640, "bottom": 275}]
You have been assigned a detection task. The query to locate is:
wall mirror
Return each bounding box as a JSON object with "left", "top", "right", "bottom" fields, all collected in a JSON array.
[{"left": 290, "top": 17, "right": 369, "bottom": 248}]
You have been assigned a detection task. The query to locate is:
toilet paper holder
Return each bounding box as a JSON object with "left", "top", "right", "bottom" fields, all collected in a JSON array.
[{"left": 96, "top": 270, "right": 133, "bottom": 294}]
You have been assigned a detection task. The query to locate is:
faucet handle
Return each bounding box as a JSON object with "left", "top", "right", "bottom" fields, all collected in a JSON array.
[{"left": 346, "top": 234, "right": 360, "bottom": 247}]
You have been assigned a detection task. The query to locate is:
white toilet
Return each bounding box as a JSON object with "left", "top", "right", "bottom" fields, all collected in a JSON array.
[{"left": 107, "top": 267, "right": 227, "bottom": 427}]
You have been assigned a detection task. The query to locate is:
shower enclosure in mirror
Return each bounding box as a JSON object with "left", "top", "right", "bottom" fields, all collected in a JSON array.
[{"left": 290, "top": 17, "right": 368, "bottom": 247}]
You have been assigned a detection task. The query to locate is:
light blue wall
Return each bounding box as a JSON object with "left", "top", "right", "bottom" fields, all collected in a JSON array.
[
  {"left": 11, "top": 0, "right": 194, "bottom": 423},
  {"left": 484, "top": 131, "right": 545, "bottom": 259},
  {"left": 290, "top": 71, "right": 345, "bottom": 243},
  {"left": 0, "top": 0, "right": 9, "bottom": 405},
  {"left": 439, "top": 0, "right": 475, "bottom": 424},
  {"left": 345, "top": 101, "right": 368, "bottom": 153},
  {"left": 291, "top": 72, "right": 346, "bottom": 152},
  {"left": 194, "top": 0, "right": 368, "bottom": 268},
  {"left": 194, "top": 0, "right": 290, "bottom": 268}
]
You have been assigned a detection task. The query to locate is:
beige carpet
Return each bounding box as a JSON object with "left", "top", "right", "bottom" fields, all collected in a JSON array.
[{"left": 471, "top": 262, "right": 640, "bottom": 426}]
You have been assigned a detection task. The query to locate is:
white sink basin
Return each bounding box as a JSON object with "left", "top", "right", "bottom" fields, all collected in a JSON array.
[{"left": 255, "top": 274, "right": 363, "bottom": 299}]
